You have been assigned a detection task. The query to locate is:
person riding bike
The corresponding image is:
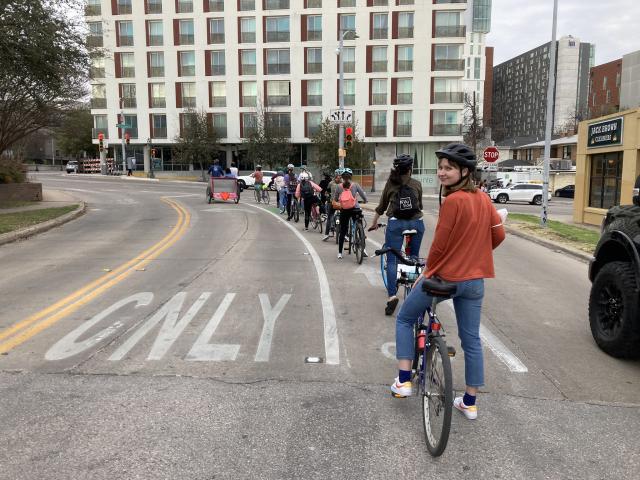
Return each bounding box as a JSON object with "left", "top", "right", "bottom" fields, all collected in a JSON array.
[
  {"left": 323, "top": 168, "right": 344, "bottom": 241},
  {"left": 370, "top": 154, "right": 425, "bottom": 316},
  {"left": 390, "top": 143, "right": 505, "bottom": 422},
  {"left": 318, "top": 173, "right": 332, "bottom": 214},
  {"left": 332, "top": 168, "right": 368, "bottom": 259},
  {"left": 251, "top": 165, "right": 265, "bottom": 192},
  {"left": 295, "top": 172, "right": 322, "bottom": 230},
  {"left": 284, "top": 164, "right": 298, "bottom": 220}
]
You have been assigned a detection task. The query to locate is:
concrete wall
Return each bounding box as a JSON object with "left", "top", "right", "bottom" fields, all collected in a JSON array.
[
  {"left": 620, "top": 50, "right": 640, "bottom": 110},
  {"left": 0, "top": 183, "right": 43, "bottom": 202},
  {"left": 554, "top": 36, "right": 581, "bottom": 131}
]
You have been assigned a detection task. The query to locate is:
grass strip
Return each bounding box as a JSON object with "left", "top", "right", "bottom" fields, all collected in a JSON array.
[
  {"left": 508, "top": 213, "right": 601, "bottom": 251},
  {"left": 0, "top": 205, "right": 78, "bottom": 235}
]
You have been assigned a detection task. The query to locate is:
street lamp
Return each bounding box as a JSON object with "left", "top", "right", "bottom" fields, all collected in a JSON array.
[{"left": 337, "top": 29, "right": 358, "bottom": 169}]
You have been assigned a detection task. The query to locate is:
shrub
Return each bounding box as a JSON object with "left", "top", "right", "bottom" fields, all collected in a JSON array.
[{"left": 0, "top": 155, "right": 26, "bottom": 184}]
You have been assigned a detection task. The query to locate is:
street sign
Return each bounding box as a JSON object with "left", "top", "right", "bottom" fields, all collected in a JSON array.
[
  {"left": 116, "top": 123, "right": 131, "bottom": 129},
  {"left": 329, "top": 109, "right": 353, "bottom": 124},
  {"left": 483, "top": 146, "right": 499, "bottom": 163}
]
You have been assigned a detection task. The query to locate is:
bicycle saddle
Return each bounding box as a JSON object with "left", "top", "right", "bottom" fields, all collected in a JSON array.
[
  {"left": 422, "top": 276, "right": 457, "bottom": 298},
  {"left": 402, "top": 229, "right": 418, "bottom": 236}
]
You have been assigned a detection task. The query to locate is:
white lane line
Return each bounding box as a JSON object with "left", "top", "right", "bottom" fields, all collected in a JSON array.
[
  {"left": 440, "top": 299, "right": 528, "bottom": 373},
  {"left": 247, "top": 204, "right": 340, "bottom": 365}
]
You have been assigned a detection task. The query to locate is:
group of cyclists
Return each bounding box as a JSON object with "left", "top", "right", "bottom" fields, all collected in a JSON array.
[{"left": 237, "top": 143, "right": 507, "bottom": 420}]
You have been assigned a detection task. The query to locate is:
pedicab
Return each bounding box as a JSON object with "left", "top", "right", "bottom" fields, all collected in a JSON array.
[{"left": 206, "top": 176, "right": 240, "bottom": 204}]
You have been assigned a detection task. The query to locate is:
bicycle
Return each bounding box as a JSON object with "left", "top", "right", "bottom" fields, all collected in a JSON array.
[
  {"left": 374, "top": 223, "right": 419, "bottom": 291},
  {"left": 374, "top": 247, "right": 456, "bottom": 457},
  {"left": 309, "top": 196, "right": 325, "bottom": 233},
  {"left": 288, "top": 193, "right": 300, "bottom": 222},
  {"left": 344, "top": 209, "right": 367, "bottom": 264},
  {"left": 254, "top": 184, "right": 270, "bottom": 204}
]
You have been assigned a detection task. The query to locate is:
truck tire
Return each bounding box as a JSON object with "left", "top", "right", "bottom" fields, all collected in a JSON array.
[{"left": 588, "top": 261, "right": 640, "bottom": 358}]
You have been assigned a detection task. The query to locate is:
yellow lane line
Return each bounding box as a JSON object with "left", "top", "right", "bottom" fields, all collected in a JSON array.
[{"left": 0, "top": 198, "right": 190, "bottom": 354}]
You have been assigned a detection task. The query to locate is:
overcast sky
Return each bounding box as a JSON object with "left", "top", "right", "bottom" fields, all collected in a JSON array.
[{"left": 487, "top": 0, "right": 640, "bottom": 66}]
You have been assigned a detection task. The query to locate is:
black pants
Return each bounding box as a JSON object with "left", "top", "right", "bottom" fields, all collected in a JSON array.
[
  {"left": 338, "top": 208, "right": 359, "bottom": 253},
  {"left": 325, "top": 205, "right": 335, "bottom": 235},
  {"left": 286, "top": 192, "right": 296, "bottom": 219},
  {"left": 303, "top": 195, "right": 317, "bottom": 228}
]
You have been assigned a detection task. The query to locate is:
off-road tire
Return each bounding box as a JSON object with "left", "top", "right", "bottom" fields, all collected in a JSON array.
[{"left": 589, "top": 261, "right": 640, "bottom": 358}]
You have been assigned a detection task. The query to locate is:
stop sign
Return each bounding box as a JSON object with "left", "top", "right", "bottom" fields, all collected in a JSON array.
[{"left": 483, "top": 146, "right": 499, "bottom": 163}]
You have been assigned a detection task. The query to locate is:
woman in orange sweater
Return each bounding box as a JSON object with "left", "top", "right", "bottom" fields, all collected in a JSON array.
[{"left": 390, "top": 143, "right": 506, "bottom": 421}]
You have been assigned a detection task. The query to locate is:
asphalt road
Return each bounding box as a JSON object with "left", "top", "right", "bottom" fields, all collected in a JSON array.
[{"left": 0, "top": 173, "right": 638, "bottom": 480}]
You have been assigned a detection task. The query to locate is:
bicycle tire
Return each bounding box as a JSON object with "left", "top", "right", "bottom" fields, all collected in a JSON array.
[
  {"left": 318, "top": 214, "right": 325, "bottom": 234},
  {"left": 263, "top": 190, "right": 270, "bottom": 204},
  {"left": 310, "top": 206, "right": 319, "bottom": 230},
  {"left": 380, "top": 248, "right": 389, "bottom": 289},
  {"left": 294, "top": 201, "right": 300, "bottom": 222},
  {"left": 422, "top": 335, "right": 453, "bottom": 457},
  {"left": 345, "top": 220, "right": 352, "bottom": 254},
  {"left": 355, "top": 223, "right": 365, "bottom": 264}
]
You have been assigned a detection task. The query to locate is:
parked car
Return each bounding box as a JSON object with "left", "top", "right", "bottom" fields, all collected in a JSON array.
[
  {"left": 554, "top": 184, "right": 575, "bottom": 198},
  {"left": 66, "top": 160, "right": 79, "bottom": 174},
  {"left": 488, "top": 183, "right": 552, "bottom": 205},
  {"left": 236, "top": 170, "right": 277, "bottom": 191}
]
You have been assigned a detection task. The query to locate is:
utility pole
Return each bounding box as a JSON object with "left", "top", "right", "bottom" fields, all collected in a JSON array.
[
  {"left": 541, "top": 0, "right": 559, "bottom": 227},
  {"left": 119, "top": 99, "right": 126, "bottom": 175},
  {"left": 337, "top": 29, "right": 357, "bottom": 169}
]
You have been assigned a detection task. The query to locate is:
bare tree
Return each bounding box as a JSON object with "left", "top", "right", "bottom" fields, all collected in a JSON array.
[
  {"left": 309, "top": 118, "right": 370, "bottom": 172},
  {"left": 172, "top": 109, "right": 221, "bottom": 181},
  {"left": 463, "top": 92, "right": 489, "bottom": 155},
  {"left": 243, "top": 98, "right": 294, "bottom": 169}
]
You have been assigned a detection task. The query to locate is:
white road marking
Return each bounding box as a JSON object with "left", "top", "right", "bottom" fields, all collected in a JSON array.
[
  {"left": 355, "top": 263, "right": 383, "bottom": 287},
  {"left": 248, "top": 204, "right": 340, "bottom": 365},
  {"left": 255, "top": 294, "right": 291, "bottom": 362},
  {"left": 381, "top": 341, "right": 395, "bottom": 360},
  {"left": 186, "top": 293, "right": 239, "bottom": 362}
]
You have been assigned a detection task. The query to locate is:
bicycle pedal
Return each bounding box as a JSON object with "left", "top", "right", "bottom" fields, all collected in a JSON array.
[{"left": 447, "top": 346, "right": 456, "bottom": 357}]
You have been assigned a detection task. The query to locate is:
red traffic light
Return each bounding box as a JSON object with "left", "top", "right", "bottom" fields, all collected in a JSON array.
[
  {"left": 345, "top": 127, "right": 353, "bottom": 136},
  {"left": 345, "top": 126, "right": 354, "bottom": 148},
  {"left": 98, "top": 132, "right": 104, "bottom": 141}
]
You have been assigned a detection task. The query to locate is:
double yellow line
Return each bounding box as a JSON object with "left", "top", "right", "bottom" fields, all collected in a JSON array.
[{"left": 0, "top": 197, "right": 190, "bottom": 355}]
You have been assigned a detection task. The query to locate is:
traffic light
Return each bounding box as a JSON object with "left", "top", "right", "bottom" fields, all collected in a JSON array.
[
  {"left": 98, "top": 132, "right": 104, "bottom": 151},
  {"left": 125, "top": 133, "right": 130, "bottom": 145},
  {"left": 345, "top": 127, "right": 354, "bottom": 149}
]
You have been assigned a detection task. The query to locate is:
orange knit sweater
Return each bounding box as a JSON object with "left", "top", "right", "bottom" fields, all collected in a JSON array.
[{"left": 424, "top": 190, "right": 505, "bottom": 281}]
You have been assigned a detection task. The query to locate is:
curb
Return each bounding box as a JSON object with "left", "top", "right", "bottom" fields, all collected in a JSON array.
[{"left": 0, "top": 202, "right": 87, "bottom": 247}]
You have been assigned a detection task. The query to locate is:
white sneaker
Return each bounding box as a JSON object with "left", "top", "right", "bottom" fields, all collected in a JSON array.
[
  {"left": 453, "top": 396, "right": 478, "bottom": 420},
  {"left": 322, "top": 234, "right": 330, "bottom": 241},
  {"left": 337, "top": 253, "right": 343, "bottom": 259},
  {"left": 390, "top": 377, "right": 412, "bottom": 397}
]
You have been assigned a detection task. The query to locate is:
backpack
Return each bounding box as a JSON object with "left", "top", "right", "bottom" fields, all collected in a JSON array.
[
  {"left": 287, "top": 176, "right": 298, "bottom": 193},
  {"left": 393, "top": 183, "right": 420, "bottom": 219},
  {"left": 339, "top": 185, "right": 357, "bottom": 209},
  {"left": 300, "top": 181, "right": 314, "bottom": 197}
]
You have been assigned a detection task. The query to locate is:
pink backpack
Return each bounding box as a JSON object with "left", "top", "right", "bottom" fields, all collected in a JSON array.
[{"left": 339, "top": 185, "right": 357, "bottom": 209}]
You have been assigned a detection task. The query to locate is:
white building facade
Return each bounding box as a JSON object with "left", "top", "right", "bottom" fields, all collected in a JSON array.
[{"left": 87, "top": 0, "right": 491, "bottom": 186}]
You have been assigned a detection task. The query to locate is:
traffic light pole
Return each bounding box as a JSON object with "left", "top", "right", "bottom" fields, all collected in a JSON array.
[
  {"left": 120, "top": 110, "right": 126, "bottom": 176},
  {"left": 338, "top": 31, "right": 345, "bottom": 170}
]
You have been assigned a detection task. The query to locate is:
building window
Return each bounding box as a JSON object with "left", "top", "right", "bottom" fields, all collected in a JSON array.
[
  {"left": 87, "top": 21, "right": 103, "bottom": 47},
  {"left": 91, "top": 84, "right": 106, "bottom": 109},
  {"left": 180, "top": 112, "right": 197, "bottom": 135},
  {"left": 240, "top": 17, "right": 256, "bottom": 43},
  {"left": 396, "top": 111, "right": 412, "bottom": 137},
  {"left": 119, "top": 83, "right": 136, "bottom": 108},
  {"left": 120, "top": 52, "right": 135, "bottom": 78},
  {"left": 397, "top": 45, "right": 413, "bottom": 72},
  {"left": 338, "top": 0, "right": 355, "bottom": 6},
  {"left": 306, "top": 112, "right": 322, "bottom": 137},
  {"left": 211, "top": 113, "right": 227, "bottom": 138},
  {"left": 241, "top": 81, "right": 257, "bottom": 107},
  {"left": 150, "top": 83, "right": 166, "bottom": 108},
  {"left": 306, "top": 0, "right": 322, "bottom": 7},
  {"left": 179, "top": 51, "right": 196, "bottom": 76},
  {"left": 123, "top": 114, "right": 138, "bottom": 138},
  {"left": 240, "top": 49, "right": 256, "bottom": 75},
  {"left": 210, "top": 50, "right": 225, "bottom": 75},
  {"left": 179, "top": 20, "right": 194, "bottom": 45},
  {"left": 242, "top": 113, "right": 258, "bottom": 137},
  {"left": 177, "top": 0, "right": 193, "bottom": 14},
  {"left": 371, "top": 111, "right": 386, "bottom": 137},
  {"left": 432, "top": 110, "right": 460, "bottom": 135},
  {"left": 396, "top": 78, "right": 412, "bottom": 104},
  {"left": 208, "top": 0, "right": 224, "bottom": 11},
  {"left": 343, "top": 79, "right": 355, "bottom": 106},
  {"left": 371, "top": 79, "right": 387, "bottom": 105},
  {"left": 307, "top": 15, "right": 322, "bottom": 41},
  {"left": 306, "top": 47, "right": 322, "bottom": 73},
  {"left": 209, "top": 82, "right": 226, "bottom": 107},
  {"left": 589, "top": 152, "right": 622, "bottom": 209},
  {"left": 266, "top": 80, "right": 291, "bottom": 106},
  {"left": 434, "top": 44, "right": 463, "bottom": 70},
  {"left": 342, "top": 47, "right": 355, "bottom": 73},
  {"left": 265, "top": 0, "right": 289, "bottom": 9},
  {"left": 147, "top": 0, "right": 162, "bottom": 14},
  {"left": 265, "top": 112, "right": 291, "bottom": 137},
  {"left": 93, "top": 115, "right": 108, "bottom": 138},
  {"left": 433, "top": 78, "right": 462, "bottom": 103},
  {"left": 266, "top": 49, "right": 290, "bottom": 74},
  {"left": 371, "top": 13, "right": 388, "bottom": 39},
  {"left": 397, "top": 12, "right": 414, "bottom": 39},
  {"left": 148, "top": 20, "right": 163, "bottom": 46},
  {"left": 151, "top": 114, "right": 167, "bottom": 138},
  {"left": 434, "top": 11, "right": 465, "bottom": 37},
  {"left": 372, "top": 46, "right": 387, "bottom": 72},
  {"left": 472, "top": 0, "right": 491, "bottom": 33},
  {"left": 118, "top": 21, "right": 134, "bottom": 47},
  {"left": 90, "top": 55, "right": 105, "bottom": 79},
  {"left": 474, "top": 57, "right": 481, "bottom": 79},
  {"left": 266, "top": 16, "right": 290, "bottom": 42},
  {"left": 307, "top": 79, "right": 322, "bottom": 106},
  {"left": 562, "top": 145, "right": 572, "bottom": 159},
  {"left": 181, "top": 82, "right": 196, "bottom": 108},
  {"left": 116, "top": 0, "right": 132, "bottom": 15},
  {"left": 148, "top": 52, "right": 164, "bottom": 77},
  {"left": 339, "top": 14, "right": 356, "bottom": 36},
  {"left": 86, "top": 0, "right": 101, "bottom": 16},
  {"left": 239, "top": 0, "right": 255, "bottom": 11},
  {"left": 209, "top": 18, "right": 224, "bottom": 44},
  {"left": 370, "top": 0, "right": 388, "bottom": 5},
  {"left": 397, "top": 0, "right": 414, "bottom": 5}
]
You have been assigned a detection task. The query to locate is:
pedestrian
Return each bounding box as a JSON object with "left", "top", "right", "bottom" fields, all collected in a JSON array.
[
  {"left": 322, "top": 169, "right": 344, "bottom": 240},
  {"left": 318, "top": 173, "right": 331, "bottom": 214},
  {"left": 296, "top": 172, "right": 322, "bottom": 230},
  {"left": 333, "top": 168, "right": 368, "bottom": 259},
  {"left": 126, "top": 157, "right": 135, "bottom": 176},
  {"left": 369, "top": 154, "right": 424, "bottom": 316},
  {"left": 229, "top": 162, "right": 239, "bottom": 178},
  {"left": 390, "top": 143, "right": 506, "bottom": 423},
  {"left": 273, "top": 171, "right": 286, "bottom": 212}
]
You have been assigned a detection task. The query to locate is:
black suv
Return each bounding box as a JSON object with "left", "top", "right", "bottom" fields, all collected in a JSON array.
[{"left": 588, "top": 175, "right": 640, "bottom": 358}]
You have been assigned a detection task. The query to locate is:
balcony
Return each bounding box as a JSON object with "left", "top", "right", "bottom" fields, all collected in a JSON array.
[
  {"left": 121, "top": 67, "right": 135, "bottom": 78},
  {"left": 265, "top": 0, "right": 289, "bottom": 9},
  {"left": 149, "top": 66, "right": 164, "bottom": 77},
  {"left": 241, "top": 64, "right": 256, "bottom": 75},
  {"left": 372, "top": 61, "right": 387, "bottom": 72},
  {"left": 433, "top": 91, "right": 464, "bottom": 103},
  {"left": 432, "top": 124, "right": 461, "bottom": 135},
  {"left": 266, "top": 31, "right": 290, "bottom": 42},
  {"left": 86, "top": 35, "right": 103, "bottom": 48},
  {"left": 307, "top": 62, "right": 322, "bottom": 73},
  {"left": 434, "top": 25, "right": 466, "bottom": 37},
  {"left": 241, "top": 32, "right": 256, "bottom": 43},
  {"left": 371, "top": 94, "right": 387, "bottom": 105},
  {"left": 179, "top": 34, "right": 194, "bottom": 45},
  {"left": 149, "top": 35, "right": 163, "bottom": 46},
  {"left": 211, "top": 97, "right": 226, "bottom": 107},
  {"left": 151, "top": 127, "right": 167, "bottom": 138},
  {"left": 151, "top": 98, "right": 166, "bottom": 108},
  {"left": 85, "top": 5, "right": 101, "bottom": 16},
  {"left": 396, "top": 93, "right": 412, "bottom": 104},
  {"left": 371, "top": 126, "right": 386, "bottom": 137},
  {"left": 92, "top": 128, "right": 108, "bottom": 139},
  {"left": 208, "top": 0, "right": 224, "bottom": 11},
  {"left": 211, "top": 65, "right": 225, "bottom": 75},
  {"left": 396, "top": 125, "right": 411, "bottom": 137},
  {"left": 176, "top": 2, "right": 193, "bottom": 13},
  {"left": 433, "top": 59, "right": 464, "bottom": 71},
  {"left": 398, "top": 27, "right": 414, "bottom": 39},
  {"left": 242, "top": 96, "right": 257, "bottom": 107},
  {"left": 267, "top": 95, "right": 291, "bottom": 106},
  {"left": 307, "top": 95, "right": 322, "bottom": 106},
  {"left": 147, "top": 1, "right": 162, "bottom": 13},
  {"left": 209, "top": 33, "right": 225, "bottom": 44},
  {"left": 91, "top": 98, "right": 107, "bottom": 109},
  {"left": 372, "top": 28, "right": 387, "bottom": 40},
  {"left": 182, "top": 97, "right": 196, "bottom": 108},
  {"left": 121, "top": 98, "right": 136, "bottom": 108},
  {"left": 119, "top": 35, "right": 134, "bottom": 47},
  {"left": 307, "top": 30, "right": 322, "bottom": 41},
  {"left": 397, "top": 60, "right": 413, "bottom": 72}
]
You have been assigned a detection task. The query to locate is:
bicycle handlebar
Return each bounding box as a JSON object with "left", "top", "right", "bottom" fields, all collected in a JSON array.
[{"left": 374, "top": 247, "right": 424, "bottom": 267}]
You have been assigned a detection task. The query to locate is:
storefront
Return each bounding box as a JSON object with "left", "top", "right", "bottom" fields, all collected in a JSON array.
[{"left": 574, "top": 108, "right": 640, "bottom": 226}]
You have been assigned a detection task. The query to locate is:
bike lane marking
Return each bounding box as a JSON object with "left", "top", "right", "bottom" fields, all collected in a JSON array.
[
  {"left": 247, "top": 203, "right": 340, "bottom": 365},
  {"left": 0, "top": 198, "right": 191, "bottom": 355}
]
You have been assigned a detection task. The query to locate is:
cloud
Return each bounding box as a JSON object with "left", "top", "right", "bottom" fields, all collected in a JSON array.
[{"left": 487, "top": 0, "right": 640, "bottom": 65}]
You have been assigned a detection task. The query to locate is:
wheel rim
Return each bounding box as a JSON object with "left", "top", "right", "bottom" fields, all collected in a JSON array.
[
  {"left": 596, "top": 284, "right": 625, "bottom": 339},
  {"left": 498, "top": 195, "right": 507, "bottom": 203},
  {"left": 423, "top": 347, "right": 446, "bottom": 449}
]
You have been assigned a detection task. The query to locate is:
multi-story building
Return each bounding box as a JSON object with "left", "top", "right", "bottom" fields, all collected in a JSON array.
[
  {"left": 588, "top": 58, "right": 622, "bottom": 119},
  {"left": 491, "top": 35, "right": 594, "bottom": 142},
  {"left": 87, "top": 0, "right": 491, "bottom": 186},
  {"left": 620, "top": 50, "right": 640, "bottom": 110}
]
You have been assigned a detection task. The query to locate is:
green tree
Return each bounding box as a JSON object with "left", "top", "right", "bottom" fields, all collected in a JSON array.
[
  {"left": 243, "top": 100, "right": 294, "bottom": 169},
  {"left": 0, "top": 0, "right": 89, "bottom": 155},
  {"left": 55, "top": 105, "right": 94, "bottom": 158},
  {"left": 172, "top": 110, "right": 221, "bottom": 181},
  {"left": 310, "top": 118, "right": 371, "bottom": 172}
]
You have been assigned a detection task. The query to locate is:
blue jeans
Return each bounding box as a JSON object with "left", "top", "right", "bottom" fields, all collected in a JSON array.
[
  {"left": 385, "top": 218, "right": 425, "bottom": 297},
  {"left": 279, "top": 189, "right": 287, "bottom": 209},
  {"left": 396, "top": 277, "right": 485, "bottom": 387}
]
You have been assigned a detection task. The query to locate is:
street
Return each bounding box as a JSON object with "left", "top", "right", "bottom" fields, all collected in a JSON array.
[{"left": 1, "top": 173, "right": 638, "bottom": 480}]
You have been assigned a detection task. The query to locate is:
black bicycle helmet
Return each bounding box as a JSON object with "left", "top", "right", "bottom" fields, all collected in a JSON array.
[
  {"left": 392, "top": 153, "right": 414, "bottom": 171},
  {"left": 435, "top": 143, "right": 477, "bottom": 170}
]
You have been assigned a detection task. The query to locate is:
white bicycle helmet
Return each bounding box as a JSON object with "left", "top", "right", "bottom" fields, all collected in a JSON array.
[
  {"left": 299, "top": 172, "right": 310, "bottom": 180},
  {"left": 287, "top": 163, "right": 294, "bottom": 169}
]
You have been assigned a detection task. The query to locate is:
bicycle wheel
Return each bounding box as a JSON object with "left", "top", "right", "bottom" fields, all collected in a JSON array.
[
  {"left": 310, "top": 207, "right": 319, "bottom": 230},
  {"left": 293, "top": 200, "right": 300, "bottom": 222},
  {"left": 263, "top": 190, "right": 270, "bottom": 204},
  {"left": 355, "top": 223, "right": 365, "bottom": 264},
  {"left": 422, "top": 335, "right": 453, "bottom": 457},
  {"left": 345, "top": 220, "right": 352, "bottom": 254},
  {"left": 380, "top": 248, "right": 389, "bottom": 290}
]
